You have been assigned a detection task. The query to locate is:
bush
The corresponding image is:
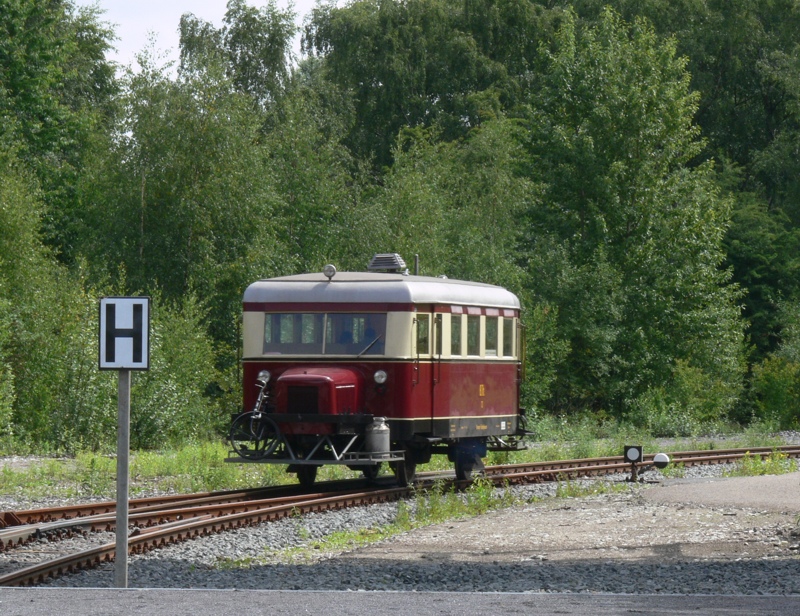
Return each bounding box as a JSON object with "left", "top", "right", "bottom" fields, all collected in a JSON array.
[
  {"left": 750, "top": 356, "right": 800, "bottom": 429},
  {"left": 130, "top": 293, "right": 221, "bottom": 449},
  {"left": 0, "top": 299, "right": 15, "bottom": 445},
  {"left": 626, "top": 360, "right": 740, "bottom": 437}
]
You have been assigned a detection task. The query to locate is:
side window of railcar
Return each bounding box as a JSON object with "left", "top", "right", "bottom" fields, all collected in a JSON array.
[
  {"left": 450, "top": 315, "right": 462, "bottom": 356},
  {"left": 503, "top": 317, "right": 514, "bottom": 357},
  {"left": 416, "top": 314, "right": 430, "bottom": 355},
  {"left": 467, "top": 315, "right": 480, "bottom": 356},
  {"left": 485, "top": 317, "right": 498, "bottom": 356}
]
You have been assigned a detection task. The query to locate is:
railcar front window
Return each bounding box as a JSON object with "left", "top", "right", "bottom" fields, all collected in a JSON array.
[
  {"left": 264, "top": 313, "right": 324, "bottom": 354},
  {"left": 263, "top": 313, "right": 386, "bottom": 355},
  {"left": 325, "top": 313, "right": 386, "bottom": 355}
]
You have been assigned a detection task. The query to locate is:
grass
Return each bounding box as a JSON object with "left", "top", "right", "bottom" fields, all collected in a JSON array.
[
  {"left": 554, "top": 478, "right": 630, "bottom": 499},
  {"left": 0, "top": 418, "right": 794, "bottom": 501},
  {"left": 0, "top": 442, "right": 291, "bottom": 501}
]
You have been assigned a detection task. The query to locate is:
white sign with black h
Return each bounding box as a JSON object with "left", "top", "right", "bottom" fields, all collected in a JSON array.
[{"left": 99, "top": 297, "right": 150, "bottom": 370}]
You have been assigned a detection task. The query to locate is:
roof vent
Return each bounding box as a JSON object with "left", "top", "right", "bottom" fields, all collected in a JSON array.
[{"left": 368, "top": 253, "right": 407, "bottom": 273}]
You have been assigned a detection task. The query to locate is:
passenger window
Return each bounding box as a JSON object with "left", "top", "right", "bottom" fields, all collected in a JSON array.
[
  {"left": 467, "top": 315, "right": 480, "bottom": 356},
  {"left": 434, "top": 314, "right": 442, "bottom": 356},
  {"left": 485, "top": 317, "right": 498, "bottom": 356},
  {"left": 416, "top": 314, "right": 430, "bottom": 355},
  {"left": 503, "top": 318, "right": 514, "bottom": 357},
  {"left": 450, "top": 315, "right": 462, "bottom": 356}
]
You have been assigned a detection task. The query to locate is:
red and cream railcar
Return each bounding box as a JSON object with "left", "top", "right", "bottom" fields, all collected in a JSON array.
[{"left": 229, "top": 254, "right": 526, "bottom": 486}]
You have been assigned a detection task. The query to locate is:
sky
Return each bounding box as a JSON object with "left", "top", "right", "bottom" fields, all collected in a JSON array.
[{"left": 73, "top": 0, "right": 323, "bottom": 69}]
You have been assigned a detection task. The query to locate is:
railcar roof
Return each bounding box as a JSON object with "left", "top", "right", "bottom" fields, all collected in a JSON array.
[{"left": 243, "top": 272, "right": 521, "bottom": 310}]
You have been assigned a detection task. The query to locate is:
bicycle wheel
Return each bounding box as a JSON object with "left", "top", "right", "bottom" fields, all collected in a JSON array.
[{"left": 229, "top": 413, "right": 280, "bottom": 460}]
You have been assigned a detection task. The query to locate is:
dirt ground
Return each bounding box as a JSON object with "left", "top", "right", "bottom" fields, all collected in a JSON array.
[{"left": 341, "top": 473, "right": 800, "bottom": 565}]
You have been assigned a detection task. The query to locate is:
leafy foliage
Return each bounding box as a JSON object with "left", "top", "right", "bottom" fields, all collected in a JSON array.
[
  {"left": 180, "top": 0, "right": 297, "bottom": 107},
  {"left": 518, "top": 10, "right": 745, "bottom": 418},
  {"left": 7, "top": 0, "right": 800, "bottom": 451},
  {"left": 130, "top": 294, "right": 220, "bottom": 449}
]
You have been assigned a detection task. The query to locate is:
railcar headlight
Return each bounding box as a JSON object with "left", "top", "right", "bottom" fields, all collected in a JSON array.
[
  {"left": 374, "top": 370, "right": 388, "bottom": 385},
  {"left": 256, "top": 370, "right": 271, "bottom": 386},
  {"left": 323, "top": 264, "right": 337, "bottom": 280}
]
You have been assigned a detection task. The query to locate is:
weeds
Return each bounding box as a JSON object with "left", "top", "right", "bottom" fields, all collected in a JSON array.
[
  {"left": 555, "top": 478, "right": 629, "bottom": 499},
  {"left": 217, "top": 478, "right": 523, "bottom": 570},
  {"left": 724, "top": 450, "right": 798, "bottom": 477}
]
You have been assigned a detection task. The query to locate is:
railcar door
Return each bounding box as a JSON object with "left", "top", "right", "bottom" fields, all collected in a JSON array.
[
  {"left": 412, "top": 314, "right": 434, "bottom": 432},
  {"left": 432, "top": 313, "right": 444, "bottom": 421}
]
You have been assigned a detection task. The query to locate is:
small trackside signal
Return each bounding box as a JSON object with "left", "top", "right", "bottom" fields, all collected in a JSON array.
[
  {"left": 653, "top": 452, "right": 670, "bottom": 469},
  {"left": 624, "top": 446, "right": 671, "bottom": 481}
]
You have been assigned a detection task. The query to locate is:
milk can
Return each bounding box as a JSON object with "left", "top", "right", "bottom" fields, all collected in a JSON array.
[{"left": 364, "top": 416, "right": 390, "bottom": 456}]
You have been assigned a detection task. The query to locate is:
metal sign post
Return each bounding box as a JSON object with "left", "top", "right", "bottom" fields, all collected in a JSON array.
[
  {"left": 99, "top": 297, "right": 150, "bottom": 589},
  {"left": 116, "top": 369, "right": 131, "bottom": 588}
]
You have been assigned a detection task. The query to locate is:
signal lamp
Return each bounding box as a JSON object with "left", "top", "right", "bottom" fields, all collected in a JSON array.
[
  {"left": 653, "top": 452, "right": 670, "bottom": 469},
  {"left": 624, "top": 446, "right": 644, "bottom": 464}
]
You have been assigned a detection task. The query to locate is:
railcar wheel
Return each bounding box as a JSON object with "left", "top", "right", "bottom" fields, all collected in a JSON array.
[
  {"left": 229, "top": 413, "right": 280, "bottom": 460},
  {"left": 297, "top": 465, "right": 318, "bottom": 488},
  {"left": 391, "top": 457, "right": 416, "bottom": 487},
  {"left": 454, "top": 452, "right": 485, "bottom": 482},
  {"left": 454, "top": 458, "right": 473, "bottom": 481},
  {"left": 362, "top": 462, "right": 382, "bottom": 482}
]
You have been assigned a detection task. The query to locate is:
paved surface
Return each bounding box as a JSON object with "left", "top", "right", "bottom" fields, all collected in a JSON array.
[
  {"left": 642, "top": 471, "right": 800, "bottom": 512},
  {"left": 3, "top": 473, "right": 800, "bottom": 615},
  {"left": 1, "top": 588, "right": 800, "bottom": 616}
]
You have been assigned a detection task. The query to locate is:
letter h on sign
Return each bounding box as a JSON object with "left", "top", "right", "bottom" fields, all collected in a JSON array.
[{"left": 99, "top": 297, "right": 150, "bottom": 370}]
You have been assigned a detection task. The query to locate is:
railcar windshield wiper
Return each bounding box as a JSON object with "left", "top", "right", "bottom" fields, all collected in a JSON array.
[{"left": 357, "top": 335, "right": 382, "bottom": 358}]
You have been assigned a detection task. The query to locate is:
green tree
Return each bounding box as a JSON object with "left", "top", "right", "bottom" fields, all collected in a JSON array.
[
  {"left": 180, "top": 0, "right": 297, "bottom": 107},
  {"left": 0, "top": 0, "right": 117, "bottom": 259},
  {"left": 130, "top": 293, "right": 220, "bottom": 449},
  {"left": 304, "top": 0, "right": 551, "bottom": 167},
  {"left": 520, "top": 10, "right": 745, "bottom": 420},
  {"left": 76, "top": 50, "right": 286, "bottom": 347},
  {"left": 259, "top": 58, "right": 364, "bottom": 272},
  {"left": 556, "top": 0, "right": 800, "bottom": 362},
  {"left": 366, "top": 120, "right": 533, "bottom": 287}
]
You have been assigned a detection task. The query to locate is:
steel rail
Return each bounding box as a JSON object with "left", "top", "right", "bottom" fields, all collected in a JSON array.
[
  {"left": 482, "top": 445, "right": 800, "bottom": 480},
  {"left": 0, "top": 486, "right": 409, "bottom": 587},
  {"left": 0, "top": 485, "right": 385, "bottom": 552},
  {"left": 2, "top": 484, "right": 309, "bottom": 526}
]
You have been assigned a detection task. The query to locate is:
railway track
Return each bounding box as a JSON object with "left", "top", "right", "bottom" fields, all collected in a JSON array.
[{"left": 1, "top": 445, "right": 798, "bottom": 587}]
